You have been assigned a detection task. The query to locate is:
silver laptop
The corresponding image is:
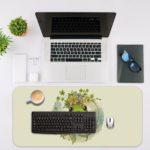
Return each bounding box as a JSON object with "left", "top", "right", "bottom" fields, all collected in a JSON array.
[{"left": 36, "top": 12, "right": 116, "bottom": 83}]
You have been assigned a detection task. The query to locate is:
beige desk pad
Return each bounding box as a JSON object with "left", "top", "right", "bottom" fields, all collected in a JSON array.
[{"left": 13, "top": 86, "right": 142, "bottom": 147}]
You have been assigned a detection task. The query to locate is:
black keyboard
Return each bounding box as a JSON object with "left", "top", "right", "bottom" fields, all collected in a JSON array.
[
  {"left": 32, "top": 111, "right": 96, "bottom": 134},
  {"left": 52, "top": 17, "right": 100, "bottom": 33},
  {"left": 50, "top": 42, "right": 101, "bottom": 62}
]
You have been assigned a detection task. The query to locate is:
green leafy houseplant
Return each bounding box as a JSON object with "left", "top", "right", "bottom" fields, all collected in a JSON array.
[
  {"left": 0, "top": 29, "right": 12, "bottom": 55},
  {"left": 8, "top": 17, "right": 27, "bottom": 36}
]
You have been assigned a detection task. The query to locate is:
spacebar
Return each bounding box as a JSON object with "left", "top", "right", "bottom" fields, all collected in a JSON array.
[{"left": 66, "top": 58, "right": 82, "bottom": 62}]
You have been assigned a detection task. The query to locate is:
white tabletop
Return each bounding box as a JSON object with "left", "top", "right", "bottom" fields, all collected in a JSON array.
[{"left": 0, "top": 0, "right": 150, "bottom": 149}]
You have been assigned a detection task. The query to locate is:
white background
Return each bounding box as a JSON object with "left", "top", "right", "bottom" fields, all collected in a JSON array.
[{"left": 0, "top": 0, "right": 150, "bottom": 149}]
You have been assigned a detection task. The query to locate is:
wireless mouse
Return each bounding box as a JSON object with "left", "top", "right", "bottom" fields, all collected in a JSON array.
[{"left": 106, "top": 117, "right": 114, "bottom": 129}]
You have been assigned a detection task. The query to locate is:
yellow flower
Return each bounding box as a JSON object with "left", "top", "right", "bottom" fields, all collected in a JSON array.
[{"left": 67, "top": 95, "right": 77, "bottom": 105}]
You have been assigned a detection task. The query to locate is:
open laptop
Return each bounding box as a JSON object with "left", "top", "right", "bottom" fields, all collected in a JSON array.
[{"left": 36, "top": 12, "right": 116, "bottom": 83}]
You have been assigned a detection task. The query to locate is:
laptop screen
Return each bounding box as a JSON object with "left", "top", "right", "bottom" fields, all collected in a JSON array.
[
  {"left": 36, "top": 12, "right": 116, "bottom": 38},
  {"left": 51, "top": 17, "right": 101, "bottom": 33}
]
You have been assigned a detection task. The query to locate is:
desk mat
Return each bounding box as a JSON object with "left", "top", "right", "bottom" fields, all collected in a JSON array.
[{"left": 13, "top": 86, "right": 142, "bottom": 147}]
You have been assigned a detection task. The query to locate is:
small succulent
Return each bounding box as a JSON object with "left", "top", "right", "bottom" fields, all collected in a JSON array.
[
  {"left": 0, "top": 29, "right": 12, "bottom": 55},
  {"left": 8, "top": 16, "right": 27, "bottom": 36}
]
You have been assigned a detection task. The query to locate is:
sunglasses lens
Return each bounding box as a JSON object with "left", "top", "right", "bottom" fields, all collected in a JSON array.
[
  {"left": 130, "top": 62, "right": 141, "bottom": 72},
  {"left": 121, "top": 51, "right": 129, "bottom": 62}
]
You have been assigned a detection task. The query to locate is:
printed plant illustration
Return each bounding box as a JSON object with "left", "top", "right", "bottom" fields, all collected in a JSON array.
[{"left": 53, "top": 88, "right": 104, "bottom": 144}]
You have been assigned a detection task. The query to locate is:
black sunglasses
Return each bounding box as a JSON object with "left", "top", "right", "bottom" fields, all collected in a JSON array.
[{"left": 120, "top": 50, "right": 142, "bottom": 73}]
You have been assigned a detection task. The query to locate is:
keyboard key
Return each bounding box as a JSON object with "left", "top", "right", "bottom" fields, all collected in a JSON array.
[
  {"left": 66, "top": 58, "right": 82, "bottom": 62},
  {"left": 51, "top": 55, "right": 58, "bottom": 57},
  {"left": 97, "top": 58, "right": 101, "bottom": 61},
  {"left": 90, "top": 58, "right": 95, "bottom": 61},
  {"left": 51, "top": 52, "right": 56, "bottom": 55}
]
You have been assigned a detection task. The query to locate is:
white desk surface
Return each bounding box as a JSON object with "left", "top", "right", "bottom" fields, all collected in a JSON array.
[{"left": 0, "top": 0, "right": 150, "bottom": 149}]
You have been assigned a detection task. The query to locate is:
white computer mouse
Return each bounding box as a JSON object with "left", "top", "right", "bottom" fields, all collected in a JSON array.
[{"left": 106, "top": 117, "right": 114, "bottom": 129}]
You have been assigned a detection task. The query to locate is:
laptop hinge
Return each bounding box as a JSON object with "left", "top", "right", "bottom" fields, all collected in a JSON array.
[{"left": 50, "top": 35, "right": 102, "bottom": 39}]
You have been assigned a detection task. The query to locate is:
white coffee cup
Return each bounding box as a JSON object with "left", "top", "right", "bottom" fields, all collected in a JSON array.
[{"left": 26, "top": 90, "right": 45, "bottom": 105}]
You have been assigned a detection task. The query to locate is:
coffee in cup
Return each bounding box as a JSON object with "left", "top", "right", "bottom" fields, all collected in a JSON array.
[{"left": 26, "top": 90, "right": 45, "bottom": 105}]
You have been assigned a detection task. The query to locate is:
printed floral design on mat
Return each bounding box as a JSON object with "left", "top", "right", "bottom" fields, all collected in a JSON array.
[{"left": 53, "top": 89, "right": 104, "bottom": 144}]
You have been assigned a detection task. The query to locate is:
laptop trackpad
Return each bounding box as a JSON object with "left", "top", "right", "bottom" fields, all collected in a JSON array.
[{"left": 65, "top": 65, "right": 86, "bottom": 81}]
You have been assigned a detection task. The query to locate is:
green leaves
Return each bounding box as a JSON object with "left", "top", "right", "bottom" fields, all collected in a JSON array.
[
  {"left": 56, "top": 96, "right": 60, "bottom": 101},
  {"left": 8, "top": 16, "right": 27, "bottom": 36},
  {"left": 59, "top": 90, "right": 65, "bottom": 95},
  {"left": 0, "top": 29, "right": 12, "bottom": 55},
  {"left": 57, "top": 88, "right": 100, "bottom": 110}
]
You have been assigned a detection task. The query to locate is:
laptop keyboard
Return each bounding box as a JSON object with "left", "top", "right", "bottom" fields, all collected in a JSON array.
[
  {"left": 52, "top": 17, "right": 100, "bottom": 33},
  {"left": 50, "top": 42, "right": 101, "bottom": 62}
]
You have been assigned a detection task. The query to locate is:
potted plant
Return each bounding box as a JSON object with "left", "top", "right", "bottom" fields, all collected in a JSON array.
[
  {"left": 0, "top": 29, "right": 12, "bottom": 55},
  {"left": 8, "top": 16, "right": 28, "bottom": 36}
]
